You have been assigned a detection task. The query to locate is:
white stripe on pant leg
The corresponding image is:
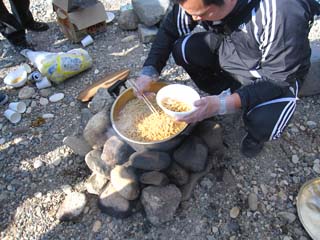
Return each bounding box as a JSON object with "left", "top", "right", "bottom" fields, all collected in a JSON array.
[
  {"left": 277, "top": 102, "right": 297, "bottom": 137},
  {"left": 271, "top": 81, "right": 299, "bottom": 140},
  {"left": 181, "top": 34, "right": 192, "bottom": 64},
  {"left": 269, "top": 101, "right": 294, "bottom": 140}
]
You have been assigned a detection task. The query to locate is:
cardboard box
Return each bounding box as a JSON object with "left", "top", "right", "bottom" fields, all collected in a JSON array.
[{"left": 53, "top": 1, "right": 107, "bottom": 43}]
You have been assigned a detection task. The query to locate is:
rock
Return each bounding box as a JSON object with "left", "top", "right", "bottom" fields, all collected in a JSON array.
[
  {"left": 39, "top": 88, "right": 52, "bottom": 97},
  {"left": 101, "top": 136, "right": 134, "bottom": 167},
  {"left": 132, "top": 0, "right": 170, "bottom": 26},
  {"left": 85, "top": 173, "right": 109, "bottom": 195},
  {"left": 139, "top": 171, "right": 169, "bottom": 186},
  {"left": 138, "top": 24, "right": 158, "bottom": 43},
  {"left": 306, "top": 120, "right": 317, "bottom": 128},
  {"left": 278, "top": 211, "right": 296, "bottom": 224},
  {"left": 141, "top": 184, "right": 181, "bottom": 226},
  {"left": 200, "top": 177, "right": 214, "bottom": 190},
  {"left": 211, "top": 226, "right": 219, "bottom": 234},
  {"left": 313, "top": 163, "right": 320, "bottom": 174},
  {"left": 110, "top": 165, "right": 140, "bottom": 200},
  {"left": 42, "top": 113, "right": 54, "bottom": 119},
  {"left": 49, "top": 93, "right": 64, "bottom": 102},
  {"left": 230, "top": 207, "right": 240, "bottom": 218},
  {"left": 85, "top": 149, "right": 110, "bottom": 176},
  {"left": 92, "top": 220, "right": 102, "bottom": 233},
  {"left": 173, "top": 136, "right": 208, "bottom": 172},
  {"left": 80, "top": 108, "right": 93, "bottom": 128},
  {"left": 63, "top": 135, "right": 92, "bottom": 156},
  {"left": 56, "top": 192, "right": 87, "bottom": 221},
  {"left": 192, "top": 121, "right": 224, "bottom": 153},
  {"left": 128, "top": 150, "right": 171, "bottom": 171},
  {"left": 98, "top": 183, "right": 132, "bottom": 218},
  {"left": 118, "top": 10, "right": 139, "bottom": 30},
  {"left": 18, "top": 86, "right": 35, "bottom": 99},
  {"left": 88, "top": 88, "right": 114, "bottom": 114},
  {"left": 39, "top": 97, "right": 49, "bottom": 105},
  {"left": 291, "top": 155, "right": 299, "bottom": 164},
  {"left": 248, "top": 193, "right": 258, "bottom": 211},
  {"left": 165, "top": 162, "right": 189, "bottom": 186},
  {"left": 83, "top": 110, "right": 110, "bottom": 149}
]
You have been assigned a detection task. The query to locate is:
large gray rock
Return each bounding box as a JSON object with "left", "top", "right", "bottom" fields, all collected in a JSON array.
[
  {"left": 299, "top": 43, "right": 320, "bottom": 96},
  {"left": 128, "top": 150, "right": 171, "bottom": 171},
  {"left": 192, "top": 121, "right": 224, "bottom": 153},
  {"left": 101, "top": 136, "right": 134, "bottom": 167},
  {"left": 83, "top": 110, "right": 110, "bottom": 149},
  {"left": 85, "top": 149, "right": 111, "bottom": 177},
  {"left": 56, "top": 192, "right": 87, "bottom": 221},
  {"left": 173, "top": 136, "right": 208, "bottom": 172},
  {"left": 138, "top": 24, "right": 158, "bottom": 43},
  {"left": 165, "top": 162, "right": 189, "bottom": 186},
  {"left": 110, "top": 165, "right": 140, "bottom": 200},
  {"left": 141, "top": 185, "right": 181, "bottom": 226},
  {"left": 63, "top": 135, "right": 92, "bottom": 156},
  {"left": 98, "top": 183, "right": 132, "bottom": 218},
  {"left": 118, "top": 9, "right": 139, "bottom": 30},
  {"left": 85, "top": 172, "right": 109, "bottom": 195},
  {"left": 88, "top": 88, "right": 114, "bottom": 114},
  {"left": 139, "top": 171, "right": 169, "bottom": 186},
  {"left": 132, "top": 0, "right": 170, "bottom": 26}
]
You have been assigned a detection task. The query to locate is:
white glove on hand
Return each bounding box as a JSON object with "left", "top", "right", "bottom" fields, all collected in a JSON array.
[
  {"left": 176, "top": 93, "right": 240, "bottom": 123},
  {"left": 176, "top": 95, "right": 220, "bottom": 123}
]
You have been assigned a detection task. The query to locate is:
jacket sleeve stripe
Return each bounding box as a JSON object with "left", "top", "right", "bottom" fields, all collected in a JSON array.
[
  {"left": 251, "top": 9, "right": 260, "bottom": 44},
  {"left": 262, "top": 0, "right": 277, "bottom": 62},
  {"left": 177, "top": 6, "right": 183, "bottom": 36}
]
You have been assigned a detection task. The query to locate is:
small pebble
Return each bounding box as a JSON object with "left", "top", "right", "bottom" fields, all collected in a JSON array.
[
  {"left": 92, "top": 220, "right": 102, "bottom": 232},
  {"left": 42, "top": 114, "right": 54, "bottom": 119},
  {"left": 230, "top": 207, "right": 240, "bottom": 218},
  {"left": 49, "top": 93, "right": 64, "bottom": 102},
  {"left": 292, "top": 155, "right": 299, "bottom": 164}
]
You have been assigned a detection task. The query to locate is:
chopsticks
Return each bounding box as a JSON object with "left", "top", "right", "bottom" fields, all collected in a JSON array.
[{"left": 128, "top": 79, "right": 160, "bottom": 115}]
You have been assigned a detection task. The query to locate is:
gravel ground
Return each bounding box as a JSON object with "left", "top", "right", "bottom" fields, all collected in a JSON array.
[{"left": 0, "top": 1, "right": 320, "bottom": 240}]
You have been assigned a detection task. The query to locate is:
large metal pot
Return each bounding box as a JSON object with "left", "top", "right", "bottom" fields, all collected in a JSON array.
[{"left": 110, "top": 82, "right": 194, "bottom": 152}]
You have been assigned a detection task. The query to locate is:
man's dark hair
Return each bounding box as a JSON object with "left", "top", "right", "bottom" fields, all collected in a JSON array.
[{"left": 171, "top": 0, "right": 225, "bottom": 6}]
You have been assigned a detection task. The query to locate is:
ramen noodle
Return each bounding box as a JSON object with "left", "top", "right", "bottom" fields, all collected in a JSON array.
[
  {"left": 161, "top": 97, "right": 192, "bottom": 112},
  {"left": 115, "top": 97, "right": 187, "bottom": 142}
]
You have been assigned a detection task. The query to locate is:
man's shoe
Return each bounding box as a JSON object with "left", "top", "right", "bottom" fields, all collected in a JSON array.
[
  {"left": 26, "top": 21, "right": 49, "bottom": 32},
  {"left": 240, "top": 133, "right": 264, "bottom": 158},
  {"left": 0, "top": 93, "right": 8, "bottom": 105}
]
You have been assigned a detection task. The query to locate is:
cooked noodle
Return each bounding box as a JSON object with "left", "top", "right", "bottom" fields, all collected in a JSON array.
[
  {"left": 161, "top": 97, "right": 191, "bottom": 112},
  {"left": 115, "top": 97, "right": 187, "bottom": 142}
]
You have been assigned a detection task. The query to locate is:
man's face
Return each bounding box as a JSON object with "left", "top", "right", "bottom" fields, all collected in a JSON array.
[{"left": 180, "top": 0, "right": 237, "bottom": 21}]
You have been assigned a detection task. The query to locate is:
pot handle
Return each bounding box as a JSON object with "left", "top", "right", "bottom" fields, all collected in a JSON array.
[{"left": 108, "top": 79, "right": 128, "bottom": 98}]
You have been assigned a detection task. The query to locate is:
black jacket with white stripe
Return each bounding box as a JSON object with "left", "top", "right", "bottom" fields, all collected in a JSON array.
[{"left": 142, "top": 0, "right": 320, "bottom": 111}]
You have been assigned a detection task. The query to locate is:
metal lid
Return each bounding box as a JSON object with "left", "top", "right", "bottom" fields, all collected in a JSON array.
[{"left": 297, "top": 177, "right": 320, "bottom": 240}]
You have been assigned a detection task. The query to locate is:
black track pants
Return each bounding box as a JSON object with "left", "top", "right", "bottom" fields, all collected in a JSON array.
[
  {"left": 172, "top": 31, "right": 299, "bottom": 142},
  {"left": 0, "top": 0, "right": 33, "bottom": 43}
]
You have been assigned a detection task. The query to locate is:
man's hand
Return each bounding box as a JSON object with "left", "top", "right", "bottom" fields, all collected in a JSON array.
[
  {"left": 176, "top": 95, "right": 220, "bottom": 123},
  {"left": 176, "top": 93, "right": 242, "bottom": 123},
  {"left": 133, "top": 74, "right": 156, "bottom": 97}
]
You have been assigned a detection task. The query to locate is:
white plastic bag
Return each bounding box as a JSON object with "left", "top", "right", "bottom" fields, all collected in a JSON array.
[{"left": 21, "top": 48, "right": 92, "bottom": 84}]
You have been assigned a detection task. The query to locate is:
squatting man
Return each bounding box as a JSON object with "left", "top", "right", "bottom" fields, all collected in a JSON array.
[{"left": 134, "top": 0, "right": 320, "bottom": 157}]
